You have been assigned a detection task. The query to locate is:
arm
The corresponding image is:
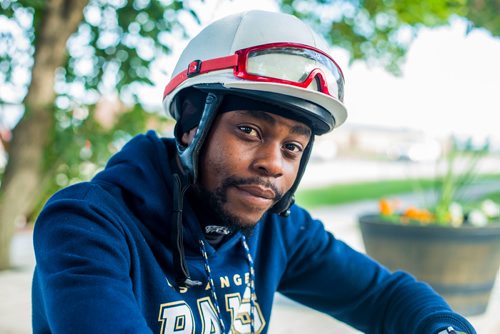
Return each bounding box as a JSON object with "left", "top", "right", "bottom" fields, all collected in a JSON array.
[
  {"left": 32, "top": 184, "right": 152, "bottom": 333},
  {"left": 277, "top": 206, "right": 476, "bottom": 334}
]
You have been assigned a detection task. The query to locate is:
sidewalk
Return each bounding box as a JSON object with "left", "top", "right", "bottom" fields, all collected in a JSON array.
[
  {"left": 1, "top": 202, "right": 499, "bottom": 333},
  {"left": 0, "top": 228, "right": 35, "bottom": 334}
]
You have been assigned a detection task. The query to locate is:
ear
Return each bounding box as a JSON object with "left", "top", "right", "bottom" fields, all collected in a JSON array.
[{"left": 181, "top": 127, "right": 197, "bottom": 145}]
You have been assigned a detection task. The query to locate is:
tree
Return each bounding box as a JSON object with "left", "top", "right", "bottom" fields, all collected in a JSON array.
[
  {"left": 0, "top": 0, "right": 197, "bottom": 269},
  {"left": 0, "top": 0, "right": 498, "bottom": 270},
  {"left": 0, "top": 0, "right": 89, "bottom": 270}
]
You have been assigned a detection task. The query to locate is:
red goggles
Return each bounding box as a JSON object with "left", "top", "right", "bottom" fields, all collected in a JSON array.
[{"left": 164, "top": 43, "right": 345, "bottom": 102}]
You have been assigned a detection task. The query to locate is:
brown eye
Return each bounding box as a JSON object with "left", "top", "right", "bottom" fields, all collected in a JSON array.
[
  {"left": 284, "top": 143, "right": 303, "bottom": 153},
  {"left": 238, "top": 125, "right": 259, "bottom": 138}
]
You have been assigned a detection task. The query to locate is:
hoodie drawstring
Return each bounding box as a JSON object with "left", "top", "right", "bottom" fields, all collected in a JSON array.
[
  {"left": 199, "top": 239, "right": 227, "bottom": 333},
  {"left": 241, "top": 235, "right": 256, "bottom": 334},
  {"left": 172, "top": 169, "right": 257, "bottom": 333},
  {"left": 199, "top": 236, "right": 256, "bottom": 334},
  {"left": 172, "top": 173, "right": 202, "bottom": 288}
]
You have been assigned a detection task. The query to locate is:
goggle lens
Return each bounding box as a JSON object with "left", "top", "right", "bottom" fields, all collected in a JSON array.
[{"left": 245, "top": 46, "right": 344, "bottom": 101}]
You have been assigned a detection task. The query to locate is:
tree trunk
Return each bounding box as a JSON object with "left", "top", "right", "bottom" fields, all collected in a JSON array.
[{"left": 0, "top": 0, "right": 89, "bottom": 270}]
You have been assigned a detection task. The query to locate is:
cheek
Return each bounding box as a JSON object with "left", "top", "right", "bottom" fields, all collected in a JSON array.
[
  {"left": 199, "top": 138, "right": 246, "bottom": 188},
  {"left": 283, "top": 163, "right": 300, "bottom": 190}
]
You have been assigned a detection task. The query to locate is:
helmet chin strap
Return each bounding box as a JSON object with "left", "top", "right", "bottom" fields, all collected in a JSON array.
[
  {"left": 176, "top": 92, "right": 224, "bottom": 184},
  {"left": 171, "top": 92, "right": 224, "bottom": 288},
  {"left": 270, "top": 135, "right": 315, "bottom": 217}
]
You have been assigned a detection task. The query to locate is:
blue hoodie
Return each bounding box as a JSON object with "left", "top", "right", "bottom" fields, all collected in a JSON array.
[{"left": 32, "top": 131, "right": 476, "bottom": 334}]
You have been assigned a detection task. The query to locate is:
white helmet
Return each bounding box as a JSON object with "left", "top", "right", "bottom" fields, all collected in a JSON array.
[{"left": 163, "top": 10, "right": 347, "bottom": 134}]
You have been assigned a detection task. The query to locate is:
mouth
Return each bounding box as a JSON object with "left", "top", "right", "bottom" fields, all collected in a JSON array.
[{"left": 233, "top": 185, "right": 276, "bottom": 207}]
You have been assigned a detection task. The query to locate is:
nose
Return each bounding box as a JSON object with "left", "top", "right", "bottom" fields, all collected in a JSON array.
[{"left": 251, "top": 142, "right": 284, "bottom": 178}]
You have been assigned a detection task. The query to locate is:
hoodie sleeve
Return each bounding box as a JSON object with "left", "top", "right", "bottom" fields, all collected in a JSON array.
[
  {"left": 32, "top": 184, "right": 153, "bottom": 334},
  {"left": 277, "top": 206, "right": 476, "bottom": 334}
]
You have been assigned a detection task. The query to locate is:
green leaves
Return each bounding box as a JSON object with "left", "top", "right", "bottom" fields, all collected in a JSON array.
[
  {"left": 60, "top": 0, "right": 190, "bottom": 98},
  {"left": 466, "top": 0, "right": 500, "bottom": 37},
  {"left": 276, "top": 0, "right": 496, "bottom": 74},
  {"left": 433, "top": 137, "right": 490, "bottom": 224},
  {"left": 1, "top": 0, "right": 199, "bottom": 106}
]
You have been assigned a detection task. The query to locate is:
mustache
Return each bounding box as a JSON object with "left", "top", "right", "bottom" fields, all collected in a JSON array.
[{"left": 222, "top": 176, "right": 283, "bottom": 202}]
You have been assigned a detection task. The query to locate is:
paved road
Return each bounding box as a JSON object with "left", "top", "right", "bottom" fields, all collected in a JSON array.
[{"left": 301, "top": 157, "right": 500, "bottom": 189}]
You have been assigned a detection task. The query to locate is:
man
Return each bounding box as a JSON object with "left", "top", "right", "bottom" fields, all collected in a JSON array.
[{"left": 32, "top": 10, "right": 476, "bottom": 334}]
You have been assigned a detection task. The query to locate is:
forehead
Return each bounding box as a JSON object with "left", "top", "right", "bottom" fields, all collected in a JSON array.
[{"left": 226, "top": 110, "right": 312, "bottom": 138}]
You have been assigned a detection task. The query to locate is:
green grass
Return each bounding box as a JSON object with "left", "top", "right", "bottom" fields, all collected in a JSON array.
[
  {"left": 485, "top": 192, "right": 500, "bottom": 202},
  {"left": 295, "top": 174, "right": 500, "bottom": 209}
]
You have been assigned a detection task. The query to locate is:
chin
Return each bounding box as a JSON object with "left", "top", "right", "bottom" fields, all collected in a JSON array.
[
  {"left": 232, "top": 211, "right": 263, "bottom": 226},
  {"left": 225, "top": 205, "right": 267, "bottom": 227},
  {"left": 238, "top": 216, "right": 262, "bottom": 227}
]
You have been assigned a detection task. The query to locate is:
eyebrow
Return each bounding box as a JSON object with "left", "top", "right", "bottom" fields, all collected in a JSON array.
[
  {"left": 241, "top": 110, "right": 276, "bottom": 125},
  {"left": 290, "top": 125, "right": 312, "bottom": 137},
  {"left": 237, "top": 110, "right": 312, "bottom": 138}
]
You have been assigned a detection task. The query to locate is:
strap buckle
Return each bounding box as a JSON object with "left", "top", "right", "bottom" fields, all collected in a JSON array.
[
  {"left": 187, "top": 60, "right": 202, "bottom": 77},
  {"left": 437, "top": 326, "right": 466, "bottom": 334}
]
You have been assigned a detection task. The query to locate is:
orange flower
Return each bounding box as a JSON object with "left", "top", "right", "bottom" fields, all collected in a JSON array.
[
  {"left": 403, "top": 207, "right": 434, "bottom": 223},
  {"left": 379, "top": 198, "right": 402, "bottom": 216},
  {"left": 379, "top": 199, "right": 393, "bottom": 216}
]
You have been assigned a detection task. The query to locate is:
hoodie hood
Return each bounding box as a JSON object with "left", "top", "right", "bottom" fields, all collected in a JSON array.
[
  {"left": 91, "top": 130, "right": 257, "bottom": 289},
  {"left": 92, "top": 131, "right": 187, "bottom": 244}
]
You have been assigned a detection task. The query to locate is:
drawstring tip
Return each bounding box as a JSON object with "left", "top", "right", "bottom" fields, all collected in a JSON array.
[{"left": 181, "top": 278, "right": 203, "bottom": 288}]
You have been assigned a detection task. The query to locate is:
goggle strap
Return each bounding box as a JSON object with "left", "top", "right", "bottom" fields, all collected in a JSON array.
[{"left": 164, "top": 54, "right": 239, "bottom": 97}]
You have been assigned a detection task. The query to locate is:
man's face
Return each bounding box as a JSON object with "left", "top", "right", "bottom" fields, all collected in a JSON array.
[{"left": 197, "top": 110, "right": 311, "bottom": 229}]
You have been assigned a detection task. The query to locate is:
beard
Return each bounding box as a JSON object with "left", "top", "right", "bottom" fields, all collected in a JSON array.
[{"left": 191, "top": 176, "right": 283, "bottom": 237}]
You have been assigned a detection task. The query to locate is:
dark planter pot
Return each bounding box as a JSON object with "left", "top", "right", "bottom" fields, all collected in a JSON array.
[{"left": 358, "top": 214, "right": 500, "bottom": 316}]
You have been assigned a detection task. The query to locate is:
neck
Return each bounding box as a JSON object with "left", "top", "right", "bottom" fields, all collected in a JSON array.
[
  {"left": 186, "top": 188, "right": 234, "bottom": 248},
  {"left": 187, "top": 188, "right": 228, "bottom": 229}
]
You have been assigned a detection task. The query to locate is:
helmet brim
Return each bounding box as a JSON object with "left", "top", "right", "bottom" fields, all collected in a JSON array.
[{"left": 163, "top": 71, "right": 347, "bottom": 135}]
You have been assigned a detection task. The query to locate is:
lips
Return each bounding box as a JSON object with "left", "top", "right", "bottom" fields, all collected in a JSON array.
[{"left": 235, "top": 185, "right": 276, "bottom": 201}]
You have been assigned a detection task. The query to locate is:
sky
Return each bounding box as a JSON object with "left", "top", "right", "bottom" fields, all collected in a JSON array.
[
  {"left": 151, "top": 0, "right": 500, "bottom": 142},
  {"left": 345, "top": 19, "right": 500, "bottom": 141}
]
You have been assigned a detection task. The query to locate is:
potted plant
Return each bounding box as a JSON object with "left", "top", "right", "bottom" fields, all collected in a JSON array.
[{"left": 358, "top": 138, "right": 500, "bottom": 316}]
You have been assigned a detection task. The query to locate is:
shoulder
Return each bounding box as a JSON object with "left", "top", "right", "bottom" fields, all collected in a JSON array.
[
  {"left": 35, "top": 182, "right": 125, "bottom": 237},
  {"left": 273, "top": 204, "right": 325, "bottom": 233},
  {"left": 121, "top": 130, "right": 175, "bottom": 157},
  {"left": 44, "top": 181, "right": 114, "bottom": 212},
  {"left": 259, "top": 203, "right": 327, "bottom": 246}
]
